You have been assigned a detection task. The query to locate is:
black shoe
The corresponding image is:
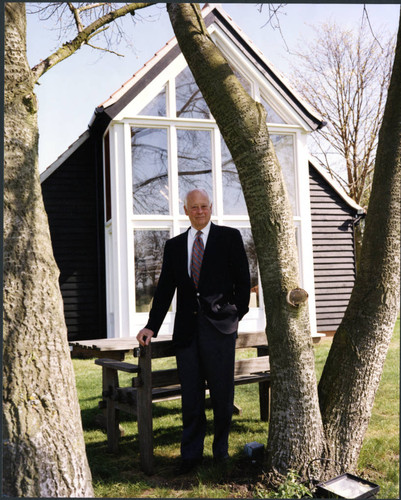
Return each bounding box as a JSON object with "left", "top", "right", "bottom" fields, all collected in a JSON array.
[
  {"left": 213, "top": 455, "right": 229, "bottom": 471},
  {"left": 176, "top": 458, "right": 203, "bottom": 475},
  {"left": 213, "top": 454, "right": 229, "bottom": 464}
]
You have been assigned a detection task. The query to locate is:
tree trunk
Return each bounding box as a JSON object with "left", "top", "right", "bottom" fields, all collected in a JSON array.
[
  {"left": 168, "top": 3, "right": 325, "bottom": 475},
  {"left": 3, "top": 3, "right": 93, "bottom": 496},
  {"left": 318, "top": 10, "right": 401, "bottom": 474}
]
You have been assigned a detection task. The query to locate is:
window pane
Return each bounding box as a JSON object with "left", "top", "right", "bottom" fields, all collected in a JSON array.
[
  {"left": 221, "top": 138, "right": 247, "bottom": 215},
  {"left": 177, "top": 129, "right": 213, "bottom": 213},
  {"left": 134, "top": 229, "right": 170, "bottom": 312},
  {"left": 260, "top": 95, "right": 286, "bottom": 124},
  {"left": 138, "top": 86, "right": 166, "bottom": 117},
  {"left": 239, "top": 228, "right": 259, "bottom": 308},
  {"left": 176, "top": 66, "right": 211, "bottom": 119},
  {"left": 132, "top": 127, "right": 169, "bottom": 215},
  {"left": 271, "top": 134, "right": 297, "bottom": 214}
]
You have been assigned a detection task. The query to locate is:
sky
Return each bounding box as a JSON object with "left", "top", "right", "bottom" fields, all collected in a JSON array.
[{"left": 25, "top": 3, "right": 400, "bottom": 173}]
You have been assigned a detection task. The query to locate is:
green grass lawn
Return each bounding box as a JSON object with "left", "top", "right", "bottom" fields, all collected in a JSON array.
[{"left": 73, "top": 320, "right": 399, "bottom": 498}]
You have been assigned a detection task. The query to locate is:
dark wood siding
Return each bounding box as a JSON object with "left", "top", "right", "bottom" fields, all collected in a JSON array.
[
  {"left": 309, "top": 164, "right": 357, "bottom": 333},
  {"left": 41, "top": 135, "right": 107, "bottom": 341}
]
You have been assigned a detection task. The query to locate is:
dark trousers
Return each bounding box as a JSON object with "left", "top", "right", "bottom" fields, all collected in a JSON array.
[{"left": 175, "top": 313, "right": 236, "bottom": 461}]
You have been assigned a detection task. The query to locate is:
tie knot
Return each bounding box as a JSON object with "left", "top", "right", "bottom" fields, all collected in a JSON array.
[{"left": 196, "top": 230, "right": 202, "bottom": 238}]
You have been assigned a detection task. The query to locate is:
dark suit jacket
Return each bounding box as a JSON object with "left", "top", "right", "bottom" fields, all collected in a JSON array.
[{"left": 145, "top": 223, "right": 251, "bottom": 347}]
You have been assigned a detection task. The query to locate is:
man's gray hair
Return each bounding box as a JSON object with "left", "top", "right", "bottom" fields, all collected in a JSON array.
[{"left": 184, "top": 189, "right": 212, "bottom": 208}]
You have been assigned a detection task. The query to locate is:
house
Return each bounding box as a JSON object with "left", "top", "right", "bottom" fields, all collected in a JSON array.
[{"left": 40, "top": 4, "right": 362, "bottom": 342}]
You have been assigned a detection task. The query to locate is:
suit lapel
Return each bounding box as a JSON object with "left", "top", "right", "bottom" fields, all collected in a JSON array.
[{"left": 179, "top": 228, "right": 193, "bottom": 284}]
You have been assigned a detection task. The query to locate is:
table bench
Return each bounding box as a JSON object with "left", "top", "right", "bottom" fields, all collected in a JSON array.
[{"left": 92, "top": 331, "right": 270, "bottom": 475}]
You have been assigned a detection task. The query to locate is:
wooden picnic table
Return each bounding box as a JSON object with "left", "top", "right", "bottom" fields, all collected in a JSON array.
[
  {"left": 69, "top": 332, "right": 270, "bottom": 475},
  {"left": 69, "top": 336, "right": 168, "bottom": 360}
]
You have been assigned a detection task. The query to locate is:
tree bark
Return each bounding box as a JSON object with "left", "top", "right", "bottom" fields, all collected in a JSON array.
[
  {"left": 168, "top": 3, "right": 325, "bottom": 475},
  {"left": 318, "top": 9, "right": 401, "bottom": 474},
  {"left": 3, "top": 3, "right": 93, "bottom": 496}
]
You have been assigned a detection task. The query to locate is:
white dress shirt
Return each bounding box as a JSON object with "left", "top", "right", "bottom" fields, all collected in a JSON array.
[{"left": 187, "top": 221, "right": 211, "bottom": 277}]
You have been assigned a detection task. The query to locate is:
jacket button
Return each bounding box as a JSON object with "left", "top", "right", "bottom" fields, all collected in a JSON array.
[{"left": 194, "top": 311, "right": 198, "bottom": 315}]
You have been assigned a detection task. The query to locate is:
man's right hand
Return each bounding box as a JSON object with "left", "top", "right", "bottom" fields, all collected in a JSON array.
[{"left": 136, "top": 328, "right": 155, "bottom": 346}]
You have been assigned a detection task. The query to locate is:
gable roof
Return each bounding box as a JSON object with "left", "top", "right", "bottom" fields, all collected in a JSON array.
[
  {"left": 42, "top": 4, "right": 327, "bottom": 183},
  {"left": 89, "top": 3, "right": 325, "bottom": 131}
]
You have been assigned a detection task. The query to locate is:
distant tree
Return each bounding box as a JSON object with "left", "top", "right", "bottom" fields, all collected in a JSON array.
[{"left": 291, "top": 19, "right": 395, "bottom": 209}]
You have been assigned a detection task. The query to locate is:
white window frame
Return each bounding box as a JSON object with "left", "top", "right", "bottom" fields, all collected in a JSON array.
[{"left": 103, "top": 27, "right": 317, "bottom": 338}]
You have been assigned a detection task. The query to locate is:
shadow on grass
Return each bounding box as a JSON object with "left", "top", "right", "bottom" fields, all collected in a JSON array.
[
  {"left": 84, "top": 403, "right": 267, "bottom": 496},
  {"left": 86, "top": 437, "right": 266, "bottom": 497}
]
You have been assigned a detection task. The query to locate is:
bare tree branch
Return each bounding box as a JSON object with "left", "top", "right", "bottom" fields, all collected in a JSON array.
[
  {"left": 258, "top": 3, "right": 292, "bottom": 53},
  {"left": 67, "top": 2, "right": 83, "bottom": 32},
  {"left": 362, "top": 4, "right": 384, "bottom": 50},
  {"left": 30, "top": 2, "right": 155, "bottom": 83}
]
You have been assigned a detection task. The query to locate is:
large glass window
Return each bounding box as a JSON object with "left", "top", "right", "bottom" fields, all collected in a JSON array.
[
  {"left": 176, "top": 66, "right": 211, "bottom": 119},
  {"left": 271, "top": 134, "right": 296, "bottom": 214},
  {"left": 177, "top": 129, "right": 213, "bottom": 213},
  {"left": 134, "top": 229, "right": 171, "bottom": 312},
  {"left": 138, "top": 86, "right": 166, "bottom": 117},
  {"left": 127, "top": 63, "right": 301, "bottom": 331},
  {"left": 221, "top": 138, "right": 247, "bottom": 215},
  {"left": 260, "top": 94, "right": 286, "bottom": 124},
  {"left": 221, "top": 134, "right": 296, "bottom": 215},
  {"left": 131, "top": 127, "right": 169, "bottom": 215}
]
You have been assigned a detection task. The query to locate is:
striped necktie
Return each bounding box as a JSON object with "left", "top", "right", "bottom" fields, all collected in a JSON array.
[{"left": 191, "top": 230, "right": 204, "bottom": 288}]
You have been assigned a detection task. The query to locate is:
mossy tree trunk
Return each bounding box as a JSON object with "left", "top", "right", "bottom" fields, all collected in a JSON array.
[
  {"left": 318, "top": 11, "right": 401, "bottom": 474},
  {"left": 3, "top": 3, "right": 93, "bottom": 496},
  {"left": 168, "top": 3, "right": 325, "bottom": 475}
]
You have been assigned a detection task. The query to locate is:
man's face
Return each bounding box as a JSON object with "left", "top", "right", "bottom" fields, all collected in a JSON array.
[{"left": 184, "top": 191, "right": 212, "bottom": 230}]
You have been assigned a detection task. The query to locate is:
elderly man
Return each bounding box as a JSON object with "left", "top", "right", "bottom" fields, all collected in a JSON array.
[{"left": 137, "top": 188, "right": 250, "bottom": 473}]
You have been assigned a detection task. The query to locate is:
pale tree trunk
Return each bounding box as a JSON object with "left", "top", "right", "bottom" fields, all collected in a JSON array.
[
  {"left": 318, "top": 10, "right": 401, "bottom": 474},
  {"left": 3, "top": 3, "right": 93, "bottom": 496},
  {"left": 168, "top": 3, "right": 325, "bottom": 475}
]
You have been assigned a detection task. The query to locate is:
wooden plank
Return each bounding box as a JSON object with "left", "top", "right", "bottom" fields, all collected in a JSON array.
[
  {"left": 95, "top": 359, "right": 139, "bottom": 373},
  {"left": 313, "top": 244, "right": 354, "bottom": 252},
  {"left": 316, "top": 312, "right": 345, "bottom": 320},
  {"left": 314, "top": 270, "right": 355, "bottom": 277},
  {"left": 314, "top": 259, "right": 355, "bottom": 267},
  {"left": 235, "top": 331, "right": 268, "bottom": 348},
  {"left": 315, "top": 288, "right": 353, "bottom": 295},
  {"left": 103, "top": 366, "right": 120, "bottom": 454},
  {"left": 151, "top": 385, "right": 182, "bottom": 401},
  {"left": 314, "top": 264, "right": 355, "bottom": 271},
  {"left": 148, "top": 341, "right": 176, "bottom": 359},
  {"left": 234, "top": 356, "right": 270, "bottom": 375},
  {"left": 233, "top": 373, "right": 271, "bottom": 385},
  {"left": 316, "top": 305, "right": 348, "bottom": 313},
  {"left": 311, "top": 222, "right": 353, "bottom": 229},
  {"left": 136, "top": 342, "right": 154, "bottom": 475},
  {"left": 314, "top": 278, "right": 355, "bottom": 286},
  {"left": 316, "top": 299, "right": 351, "bottom": 307},
  {"left": 140, "top": 368, "right": 180, "bottom": 388},
  {"left": 313, "top": 249, "right": 355, "bottom": 256},
  {"left": 312, "top": 214, "right": 354, "bottom": 221},
  {"left": 318, "top": 320, "right": 342, "bottom": 328}
]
